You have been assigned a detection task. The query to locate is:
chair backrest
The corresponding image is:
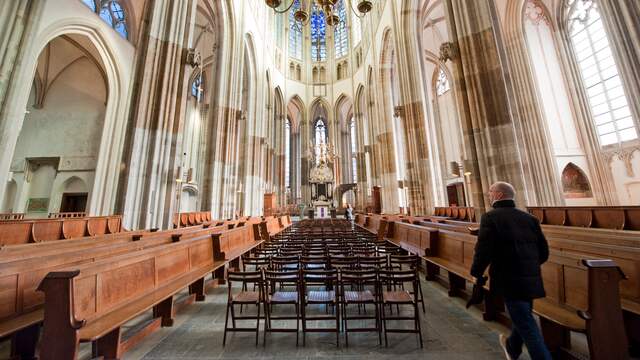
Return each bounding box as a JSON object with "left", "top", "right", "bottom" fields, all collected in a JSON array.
[
  {"left": 242, "top": 255, "right": 271, "bottom": 270},
  {"left": 379, "top": 269, "right": 418, "bottom": 295},
  {"left": 301, "top": 255, "right": 329, "bottom": 269},
  {"left": 226, "top": 270, "right": 263, "bottom": 299},
  {"left": 389, "top": 254, "right": 420, "bottom": 269},
  {"left": 358, "top": 255, "right": 388, "bottom": 269},
  {"left": 302, "top": 268, "right": 338, "bottom": 288},
  {"left": 271, "top": 255, "right": 300, "bottom": 269},
  {"left": 339, "top": 268, "right": 378, "bottom": 288},
  {"left": 331, "top": 256, "right": 358, "bottom": 270},
  {"left": 263, "top": 269, "right": 300, "bottom": 294}
]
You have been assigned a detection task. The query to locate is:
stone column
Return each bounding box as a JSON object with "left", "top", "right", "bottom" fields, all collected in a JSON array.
[
  {"left": 443, "top": 0, "right": 528, "bottom": 210},
  {"left": 0, "top": 1, "right": 42, "bottom": 206},
  {"left": 501, "top": 1, "right": 565, "bottom": 206},
  {"left": 118, "top": 0, "right": 197, "bottom": 229}
]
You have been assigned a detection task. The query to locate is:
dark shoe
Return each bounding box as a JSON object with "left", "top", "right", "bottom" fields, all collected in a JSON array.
[{"left": 499, "top": 334, "right": 514, "bottom": 360}]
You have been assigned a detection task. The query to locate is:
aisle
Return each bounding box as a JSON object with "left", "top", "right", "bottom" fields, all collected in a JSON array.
[{"left": 126, "top": 277, "right": 515, "bottom": 360}]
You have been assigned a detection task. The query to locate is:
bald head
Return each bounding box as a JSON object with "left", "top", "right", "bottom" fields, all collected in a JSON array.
[{"left": 489, "top": 181, "right": 515, "bottom": 204}]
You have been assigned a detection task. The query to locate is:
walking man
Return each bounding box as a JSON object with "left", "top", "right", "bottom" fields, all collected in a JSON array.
[{"left": 470, "top": 182, "right": 552, "bottom": 360}]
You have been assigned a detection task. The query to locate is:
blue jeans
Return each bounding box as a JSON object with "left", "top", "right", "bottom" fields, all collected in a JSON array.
[{"left": 504, "top": 299, "right": 552, "bottom": 360}]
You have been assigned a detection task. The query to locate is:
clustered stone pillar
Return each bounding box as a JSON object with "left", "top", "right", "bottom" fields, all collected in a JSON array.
[
  {"left": 502, "top": 1, "right": 565, "bottom": 207},
  {"left": 443, "top": 0, "right": 528, "bottom": 211},
  {"left": 118, "top": 0, "right": 197, "bottom": 229},
  {"left": 0, "top": 1, "right": 42, "bottom": 206}
]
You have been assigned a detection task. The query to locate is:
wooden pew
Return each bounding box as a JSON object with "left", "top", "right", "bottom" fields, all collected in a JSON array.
[
  {"left": 0, "top": 215, "right": 124, "bottom": 246},
  {"left": 416, "top": 219, "right": 640, "bottom": 357},
  {"left": 35, "top": 217, "right": 280, "bottom": 359},
  {"left": 385, "top": 221, "right": 439, "bottom": 257},
  {"left": 37, "top": 234, "right": 222, "bottom": 359},
  {"left": 0, "top": 224, "right": 223, "bottom": 358},
  {"left": 527, "top": 206, "right": 640, "bottom": 230}
]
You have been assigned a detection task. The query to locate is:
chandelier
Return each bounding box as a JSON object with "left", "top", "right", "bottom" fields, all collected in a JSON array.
[{"left": 265, "top": 0, "right": 372, "bottom": 27}]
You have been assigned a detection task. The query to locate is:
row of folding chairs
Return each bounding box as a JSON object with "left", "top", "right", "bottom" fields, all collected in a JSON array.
[{"left": 223, "top": 267, "right": 424, "bottom": 348}]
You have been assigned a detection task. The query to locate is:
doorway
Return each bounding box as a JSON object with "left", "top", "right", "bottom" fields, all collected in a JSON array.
[
  {"left": 446, "top": 182, "right": 466, "bottom": 207},
  {"left": 60, "top": 193, "right": 88, "bottom": 213}
]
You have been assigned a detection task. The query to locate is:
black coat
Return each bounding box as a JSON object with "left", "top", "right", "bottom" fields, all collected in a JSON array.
[{"left": 470, "top": 200, "right": 549, "bottom": 300}]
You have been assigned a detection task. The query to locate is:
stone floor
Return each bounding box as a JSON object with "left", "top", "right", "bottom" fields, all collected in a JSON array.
[{"left": 124, "top": 279, "right": 518, "bottom": 360}]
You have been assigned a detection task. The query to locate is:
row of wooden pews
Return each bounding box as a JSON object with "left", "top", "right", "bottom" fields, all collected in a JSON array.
[
  {"left": 1, "top": 214, "right": 292, "bottom": 359},
  {"left": 354, "top": 211, "right": 640, "bottom": 359},
  {"left": 0, "top": 215, "right": 124, "bottom": 246},
  {"left": 527, "top": 205, "right": 640, "bottom": 230}
]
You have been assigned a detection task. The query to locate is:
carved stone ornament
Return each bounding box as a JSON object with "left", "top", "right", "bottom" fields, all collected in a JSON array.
[
  {"left": 439, "top": 42, "right": 457, "bottom": 63},
  {"left": 186, "top": 49, "right": 202, "bottom": 68},
  {"left": 605, "top": 146, "right": 639, "bottom": 177}
]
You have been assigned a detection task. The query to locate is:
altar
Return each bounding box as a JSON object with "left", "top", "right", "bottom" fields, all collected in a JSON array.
[{"left": 313, "top": 199, "right": 331, "bottom": 219}]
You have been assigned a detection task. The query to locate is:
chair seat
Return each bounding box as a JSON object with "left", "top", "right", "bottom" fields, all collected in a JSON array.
[
  {"left": 383, "top": 290, "right": 412, "bottom": 303},
  {"left": 344, "top": 290, "right": 375, "bottom": 302},
  {"left": 307, "top": 290, "right": 336, "bottom": 302},
  {"left": 233, "top": 291, "right": 260, "bottom": 303},
  {"left": 270, "top": 291, "right": 299, "bottom": 303}
]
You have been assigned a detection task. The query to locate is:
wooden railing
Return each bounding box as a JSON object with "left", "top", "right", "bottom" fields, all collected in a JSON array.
[{"left": 0, "top": 213, "right": 25, "bottom": 221}]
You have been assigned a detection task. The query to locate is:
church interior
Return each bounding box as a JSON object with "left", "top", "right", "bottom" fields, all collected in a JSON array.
[{"left": 0, "top": 0, "right": 639, "bottom": 359}]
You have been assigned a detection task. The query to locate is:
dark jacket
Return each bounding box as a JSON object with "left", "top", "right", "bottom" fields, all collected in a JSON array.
[{"left": 470, "top": 199, "right": 549, "bottom": 300}]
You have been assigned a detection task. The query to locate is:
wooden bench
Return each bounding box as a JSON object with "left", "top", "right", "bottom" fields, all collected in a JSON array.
[
  {"left": 35, "top": 217, "right": 281, "bottom": 359},
  {"left": 37, "top": 234, "right": 222, "bottom": 359},
  {"left": 433, "top": 206, "right": 476, "bottom": 222},
  {"left": 527, "top": 206, "right": 640, "bottom": 230},
  {"left": 416, "top": 220, "right": 640, "bottom": 357},
  {"left": 0, "top": 224, "right": 225, "bottom": 358},
  {"left": 534, "top": 259, "right": 629, "bottom": 360},
  {"left": 0, "top": 215, "right": 123, "bottom": 246},
  {"left": 384, "top": 221, "right": 438, "bottom": 257}
]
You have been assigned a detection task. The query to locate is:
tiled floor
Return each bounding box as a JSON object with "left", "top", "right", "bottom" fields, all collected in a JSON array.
[{"left": 125, "top": 279, "right": 516, "bottom": 360}]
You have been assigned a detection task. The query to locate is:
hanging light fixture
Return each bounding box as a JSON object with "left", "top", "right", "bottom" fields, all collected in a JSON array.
[{"left": 265, "top": 0, "right": 371, "bottom": 28}]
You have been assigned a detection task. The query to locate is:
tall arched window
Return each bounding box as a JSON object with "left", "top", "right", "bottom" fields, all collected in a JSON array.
[
  {"left": 311, "top": 3, "right": 327, "bottom": 62},
  {"left": 81, "top": 0, "right": 128, "bottom": 39},
  {"left": 275, "top": 12, "right": 284, "bottom": 49},
  {"left": 289, "top": 0, "right": 302, "bottom": 59},
  {"left": 334, "top": 0, "right": 349, "bottom": 58},
  {"left": 352, "top": 12, "right": 362, "bottom": 46},
  {"left": 82, "top": 0, "right": 96, "bottom": 11},
  {"left": 314, "top": 118, "right": 327, "bottom": 164},
  {"left": 285, "top": 119, "right": 291, "bottom": 188},
  {"left": 350, "top": 118, "right": 358, "bottom": 183},
  {"left": 567, "top": 0, "right": 637, "bottom": 146},
  {"left": 191, "top": 73, "right": 203, "bottom": 100},
  {"left": 436, "top": 68, "right": 450, "bottom": 96}
]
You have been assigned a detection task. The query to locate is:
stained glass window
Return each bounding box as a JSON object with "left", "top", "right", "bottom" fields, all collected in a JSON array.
[
  {"left": 314, "top": 119, "right": 327, "bottom": 164},
  {"left": 352, "top": 11, "right": 362, "bottom": 46},
  {"left": 436, "top": 68, "right": 450, "bottom": 96},
  {"left": 567, "top": 0, "right": 637, "bottom": 146},
  {"left": 311, "top": 3, "right": 327, "bottom": 62},
  {"left": 275, "top": 12, "right": 284, "bottom": 49},
  {"left": 334, "top": 0, "right": 348, "bottom": 58},
  {"left": 289, "top": 0, "right": 302, "bottom": 59},
  {"left": 191, "top": 74, "right": 203, "bottom": 100},
  {"left": 350, "top": 118, "right": 358, "bottom": 183},
  {"left": 82, "top": 0, "right": 97, "bottom": 11},
  {"left": 285, "top": 119, "right": 291, "bottom": 188},
  {"left": 83, "top": 0, "right": 128, "bottom": 40}
]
